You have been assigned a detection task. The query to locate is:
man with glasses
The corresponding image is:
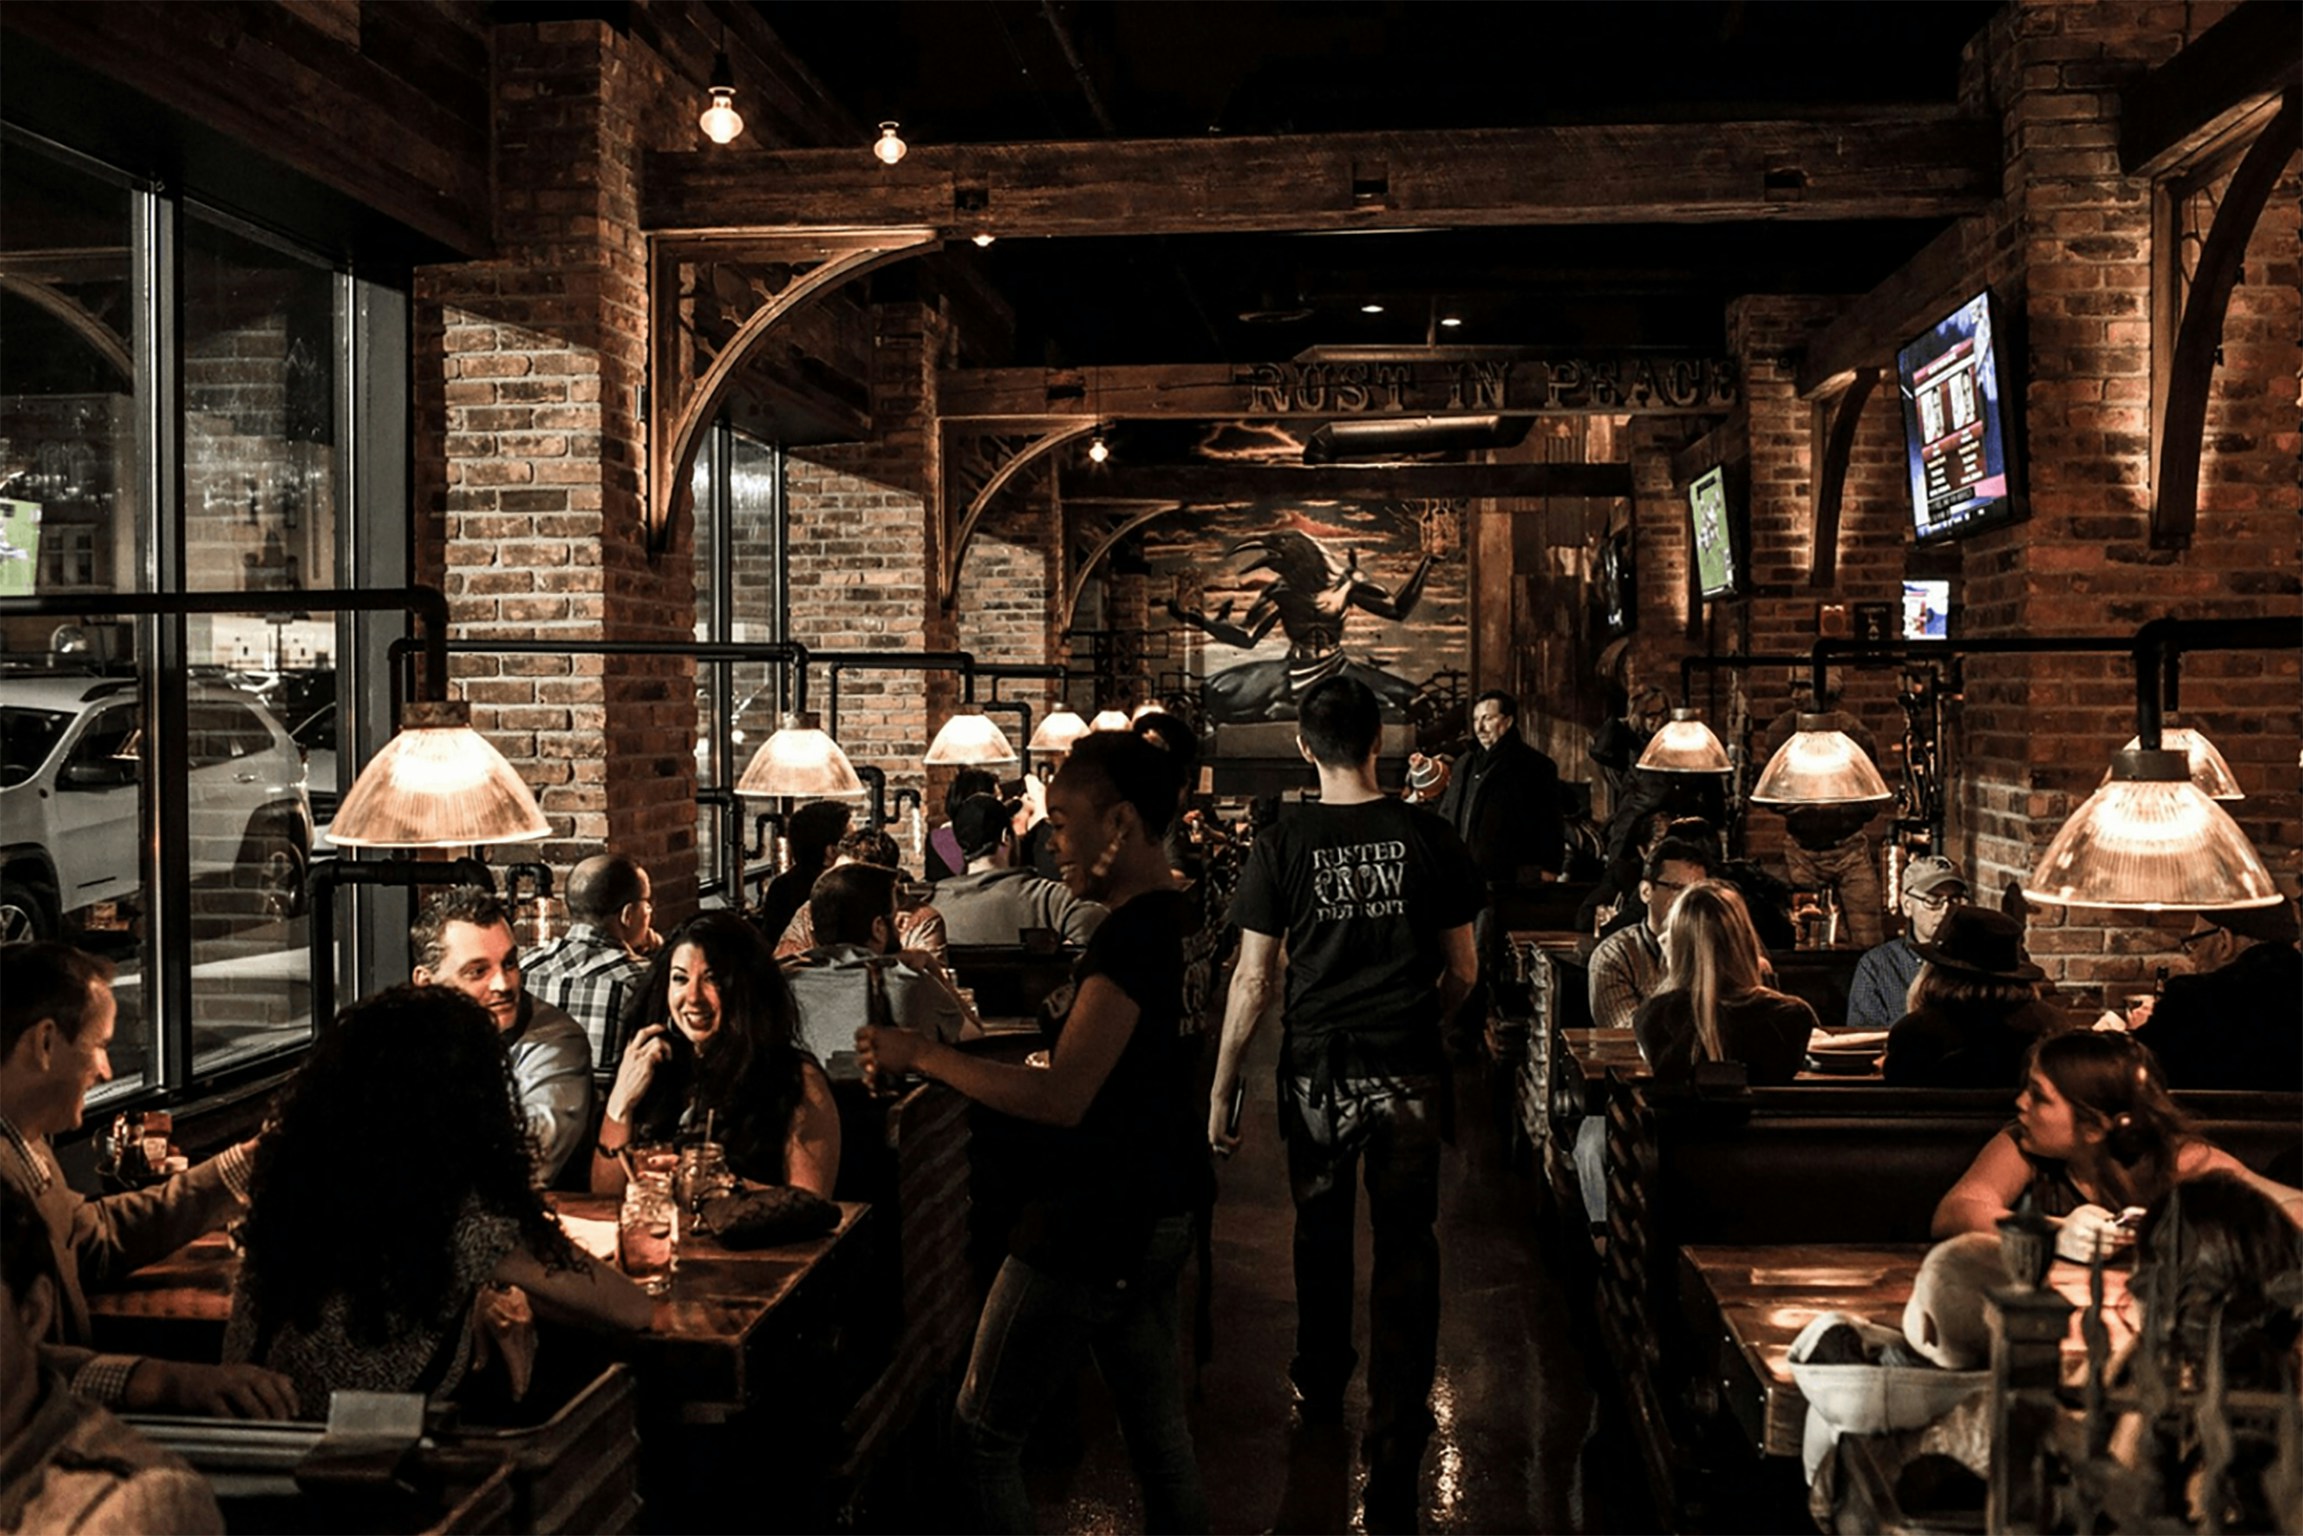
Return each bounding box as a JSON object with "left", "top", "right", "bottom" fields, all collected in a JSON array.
[
  {"left": 1847, "top": 856, "right": 1968, "bottom": 1030},
  {"left": 2133, "top": 900, "right": 2300, "bottom": 1091},
  {"left": 1587, "top": 837, "right": 1714, "bottom": 1031}
]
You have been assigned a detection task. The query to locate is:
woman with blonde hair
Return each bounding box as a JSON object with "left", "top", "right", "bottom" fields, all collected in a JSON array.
[{"left": 1632, "top": 879, "right": 1815, "bottom": 1084}]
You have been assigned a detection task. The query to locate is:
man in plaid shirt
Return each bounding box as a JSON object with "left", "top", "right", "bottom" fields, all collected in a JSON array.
[{"left": 525, "top": 852, "right": 659, "bottom": 1063}]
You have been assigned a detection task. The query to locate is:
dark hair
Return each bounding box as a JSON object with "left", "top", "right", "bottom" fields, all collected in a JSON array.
[
  {"left": 565, "top": 852, "right": 648, "bottom": 924},
  {"left": 1909, "top": 962, "right": 2042, "bottom": 1017},
  {"left": 1643, "top": 836, "right": 1716, "bottom": 884},
  {"left": 833, "top": 827, "right": 903, "bottom": 872},
  {"left": 2030, "top": 1030, "right": 2193, "bottom": 1210},
  {"left": 239, "top": 985, "right": 576, "bottom": 1346},
  {"left": 1132, "top": 710, "right": 1200, "bottom": 777},
  {"left": 1058, "top": 730, "right": 1184, "bottom": 841},
  {"left": 623, "top": 914, "right": 807, "bottom": 1181},
  {"left": 1474, "top": 689, "right": 1518, "bottom": 719},
  {"left": 2135, "top": 1172, "right": 2303, "bottom": 1391},
  {"left": 1665, "top": 816, "right": 1716, "bottom": 846},
  {"left": 811, "top": 862, "right": 900, "bottom": 948},
  {"left": 1297, "top": 676, "right": 1381, "bottom": 766},
  {"left": 1, "top": 941, "right": 113, "bottom": 1054},
  {"left": 945, "top": 769, "right": 997, "bottom": 819},
  {"left": 409, "top": 886, "right": 512, "bottom": 974},
  {"left": 1, "top": 1181, "right": 60, "bottom": 1307},
  {"left": 787, "top": 801, "right": 854, "bottom": 870}
]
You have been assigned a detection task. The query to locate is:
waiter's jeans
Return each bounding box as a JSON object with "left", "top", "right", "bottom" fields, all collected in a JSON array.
[{"left": 1785, "top": 832, "right": 1885, "bottom": 948}]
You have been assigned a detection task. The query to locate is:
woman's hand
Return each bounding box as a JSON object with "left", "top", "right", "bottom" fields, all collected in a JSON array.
[
  {"left": 607, "top": 1024, "right": 672, "bottom": 1123},
  {"left": 2054, "top": 1203, "right": 2138, "bottom": 1263}
]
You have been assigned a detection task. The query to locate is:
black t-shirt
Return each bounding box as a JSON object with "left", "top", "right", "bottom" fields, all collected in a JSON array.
[{"left": 1229, "top": 798, "right": 1483, "bottom": 1054}]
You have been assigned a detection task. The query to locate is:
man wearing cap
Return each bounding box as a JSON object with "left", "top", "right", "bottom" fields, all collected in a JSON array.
[
  {"left": 2134, "top": 901, "right": 2302, "bottom": 1092},
  {"left": 929, "top": 793, "right": 1106, "bottom": 947},
  {"left": 1846, "top": 856, "right": 1968, "bottom": 1030}
]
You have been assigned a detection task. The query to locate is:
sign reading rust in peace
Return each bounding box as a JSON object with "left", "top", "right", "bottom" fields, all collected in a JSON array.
[{"left": 1236, "top": 355, "right": 1738, "bottom": 415}]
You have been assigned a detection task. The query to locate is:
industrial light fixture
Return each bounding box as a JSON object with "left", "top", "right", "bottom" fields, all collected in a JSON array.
[
  {"left": 1089, "top": 709, "right": 1132, "bottom": 732},
  {"left": 328, "top": 700, "right": 553, "bottom": 848},
  {"left": 1027, "top": 707, "right": 1090, "bottom": 753},
  {"left": 971, "top": 231, "right": 996, "bottom": 248},
  {"left": 1750, "top": 714, "right": 1894, "bottom": 805},
  {"left": 736, "top": 712, "right": 864, "bottom": 798},
  {"left": 2105, "top": 723, "right": 2242, "bottom": 800},
  {"left": 873, "top": 121, "right": 907, "bottom": 165},
  {"left": 1636, "top": 708, "right": 1732, "bottom": 774},
  {"left": 2024, "top": 747, "right": 2279, "bottom": 911},
  {"left": 923, "top": 706, "right": 1018, "bottom": 766},
  {"left": 1086, "top": 433, "right": 1110, "bottom": 465},
  {"left": 698, "top": 46, "right": 744, "bottom": 144}
]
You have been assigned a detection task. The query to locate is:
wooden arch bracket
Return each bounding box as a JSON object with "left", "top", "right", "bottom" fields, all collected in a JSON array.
[
  {"left": 938, "top": 420, "right": 1102, "bottom": 608},
  {"left": 1809, "top": 367, "right": 1879, "bottom": 589},
  {"left": 2151, "top": 89, "right": 2298, "bottom": 549},
  {"left": 1058, "top": 501, "right": 1184, "bottom": 634},
  {"left": 645, "top": 228, "right": 940, "bottom": 557}
]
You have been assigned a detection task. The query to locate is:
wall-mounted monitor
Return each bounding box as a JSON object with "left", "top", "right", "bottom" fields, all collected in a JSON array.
[
  {"left": 1599, "top": 526, "right": 1636, "bottom": 636},
  {"left": 1901, "top": 578, "right": 1950, "bottom": 639},
  {"left": 1896, "top": 290, "right": 2020, "bottom": 545},
  {"left": 1687, "top": 464, "right": 1741, "bottom": 601}
]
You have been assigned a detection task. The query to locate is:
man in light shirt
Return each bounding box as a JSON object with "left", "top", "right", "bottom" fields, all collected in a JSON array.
[{"left": 1586, "top": 837, "right": 1715, "bottom": 1031}]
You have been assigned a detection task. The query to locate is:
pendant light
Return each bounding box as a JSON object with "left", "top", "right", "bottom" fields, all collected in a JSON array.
[
  {"left": 736, "top": 712, "right": 864, "bottom": 798},
  {"left": 698, "top": 40, "right": 744, "bottom": 144},
  {"left": 2103, "top": 722, "right": 2242, "bottom": 800},
  {"left": 1028, "top": 707, "right": 1091, "bottom": 753},
  {"left": 924, "top": 706, "right": 1019, "bottom": 766},
  {"left": 1636, "top": 708, "right": 1732, "bottom": 774},
  {"left": 873, "top": 121, "right": 907, "bottom": 165},
  {"left": 1750, "top": 713, "right": 1893, "bottom": 805},
  {"left": 2024, "top": 747, "right": 2280, "bottom": 911},
  {"left": 328, "top": 700, "right": 553, "bottom": 847},
  {"left": 1089, "top": 709, "right": 1133, "bottom": 732}
]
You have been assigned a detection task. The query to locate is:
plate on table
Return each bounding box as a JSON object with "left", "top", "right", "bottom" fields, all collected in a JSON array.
[{"left": 1805, "top": 1029, "right": 1888, "bottom": 1075}]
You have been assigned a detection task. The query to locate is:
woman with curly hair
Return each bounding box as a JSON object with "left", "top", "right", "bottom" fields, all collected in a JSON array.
[
  {"left": 225, "top": 986, "right": 651, "bottom": 1412},
  {"left": 592, "top": 911, "right": 840, "bottom": 1198}
]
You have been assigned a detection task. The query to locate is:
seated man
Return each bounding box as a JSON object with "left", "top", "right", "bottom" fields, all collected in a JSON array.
[
  {"left": 2135, "top": 900, "right": 2302, "bottom": 1091},
  {"left": 411, "top": 888, "right": 592, "bottom": 1183},
  {"left": 0, "top": 942, "right": 298, "bottom": 1420},
  {"left": 784, "top": 863, "right": 977, "bottom": 1065},
  {"left": 1846, "top": 856, "right": 1967, "bottom": 1030},
  {"left": 774, "top": 827, "right": 950, "bottom": 967},
  {"left": 1586, "top": 837, "right": 1714, "bottom": 1031},
  {"left": 757, "top": 799, "right": 852, "bottom": 942},
  {"left": 523, "top": 851, "right": 660, "bottom": 1065},
  {"left": 930, "top": 793, "right": 1105, "bottom": 947},
  {"left": 1, "top": 1185, "right": 226, "bottom": 1534}
]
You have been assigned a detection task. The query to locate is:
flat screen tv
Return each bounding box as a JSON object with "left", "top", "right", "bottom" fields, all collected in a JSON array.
[
  {"left": 1687, "top": 464, "right": 1740, "bottom": 601},
  {"left": 1599, "top": 527, "right": 1636, "bottom": 636},
  {"left": 1896, "top": 290, "right": 2019, "bottom": 544},
  {"left": 1901, "top": 578, "right": 1950, "bottom": 639}
]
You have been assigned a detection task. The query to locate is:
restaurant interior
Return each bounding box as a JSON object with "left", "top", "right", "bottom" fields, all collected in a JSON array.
[{"left": 0, "top": 1, "right": 2297, "bottom": 1532}]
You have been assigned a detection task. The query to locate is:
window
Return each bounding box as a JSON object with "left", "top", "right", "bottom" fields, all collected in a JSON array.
[{"left": 691, "top": 422, "right": 787, "bottom": 902}]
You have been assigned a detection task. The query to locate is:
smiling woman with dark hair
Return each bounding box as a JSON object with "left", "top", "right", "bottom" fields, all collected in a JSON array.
[{"left": 226, "top": 986, "right": 650, "bottom": 1413}]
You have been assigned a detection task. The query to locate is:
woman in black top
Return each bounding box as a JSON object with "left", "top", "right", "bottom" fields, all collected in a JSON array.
[
  {"left": 1882, "top": 905, "right": 2068, "bottom": 1088},
  {"left": 1632, "top": 880, "right": 1814, "bottom": 1084},
  {"left": 859, "top": 731, "right": 1210, "bottom": 1534}
]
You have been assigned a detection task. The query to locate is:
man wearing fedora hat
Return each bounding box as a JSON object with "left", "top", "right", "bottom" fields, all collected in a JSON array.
[
  {"left": 1846, "top": 856, "right": 1969, "bottom": 1031},
  {"left": 2133, "top": 901, "right": 2301, "bottom": 1092},
  {"left": 1882, "top": 906, "right": 2069, "bottom": 1089}
]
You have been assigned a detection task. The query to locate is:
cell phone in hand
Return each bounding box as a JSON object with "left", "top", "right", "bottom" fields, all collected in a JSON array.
[{"left": 1225, "top": 1081, "right": 1246, "bottom": 1138}]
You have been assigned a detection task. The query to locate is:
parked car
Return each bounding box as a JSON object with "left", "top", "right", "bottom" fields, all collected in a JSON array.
[{"left": 0, "top": 674, "right": 313, "bottom": 943}]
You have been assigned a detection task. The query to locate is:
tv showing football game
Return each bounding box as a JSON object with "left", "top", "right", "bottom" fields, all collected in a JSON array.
[
  {"left": 1687, "top": 465, "right": 1739, "bottom": 600},
  {"left": 1599, "top": 527, "right": 1636, "bottom": 636},
  {"left": 1901, "top": 578, "right": 1950, "bottom": 639},
  {"left": 1896, "top": 290, "right": 2019, "bottom": 544}
]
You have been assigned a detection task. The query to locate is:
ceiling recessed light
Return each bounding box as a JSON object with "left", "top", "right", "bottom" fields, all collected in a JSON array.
[
  {"left": 1360, "top": 302, "right": 1385, "bottom": 315},
  {"left": 1439, "top": 315, "right": 1463, "bottom": 329}
]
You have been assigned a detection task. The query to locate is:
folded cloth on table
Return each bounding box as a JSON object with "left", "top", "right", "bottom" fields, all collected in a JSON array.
[
  {"left": 700, "top": 1187, "right": 839, "bottom": 1248},
  {"left": 1788, "top": 1310, "right": 1989, "bottom": 1481}
]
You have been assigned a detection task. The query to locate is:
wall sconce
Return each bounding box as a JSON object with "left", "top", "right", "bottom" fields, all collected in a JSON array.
[
  {"left": 924, "top": 706, "right": 1019, "bottom": 766},
  {"left": 1750, "top": 714, "right": 1894, "bottom": 806},
  {"left": 699, "top": 47, "right": 744, "bottom": 144},
  {"left": 1636, "top": 708, "right": 1732, "bottom": 774},
  {"left": 737, "top": 712, "right": 864, "bottom": 798},
  {"left": 1027, "top": 707, "right": 1090, "bottom": 753},
  {"left": 874, "top": 121, "right": 907, "bottom": 165}
]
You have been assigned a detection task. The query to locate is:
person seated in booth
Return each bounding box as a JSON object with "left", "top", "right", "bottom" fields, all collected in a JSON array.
[
  {"left": 1846, "top": 855, "right": 1968, "bottom": 1031},
  {"left": 0, "top": 941, "right": 299, "bottom": 1422},
  {"left": 0, "top": 1185, "right": 225, "bottom": 1535},
  {"left": 1932, "top": 1030, "right": 2303, "bottom": 1255},
  {"left": 225, "top": 987, "right": 652, "bottom": 1414},
  {"left": 1632, "top": 880, "right": 1817, "bottom": 1085},
  {"left": 410, "top": 889, "right": 593, "bottom": 1184},
  {"left": 1882, "top": 905, "right": 2071, "bottom": 1089},
  {"left": 593, "top": 912, "right": 840, "bottom": 1199},
  {"left": 2133, "top": 900, "right": 2302, "bottom": 1092},
  {"left": 925, "top": 769, "right": 998, "bottom": 883},
  {"left": 784, "top": 863, "right": 977, "bottom": 1067},
  {"left": 755, "top": 799, "right": 853, "bottom": 943},
  {"left": 929, "top": 793, "right": 1106, "bottom": 948},
  {"left": 523, "top": 851, "right": 661, "bottom": 1067},
  {"left": 1587, "top": 836, "right": 1715, "bottom": 1031},
  {"left": 772, "top": 827, "right": 950, "bottom": 967}
]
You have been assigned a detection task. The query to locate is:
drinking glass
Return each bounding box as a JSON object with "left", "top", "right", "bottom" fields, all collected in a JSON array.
[
  {"left": 618, "top": 1170, "right": 678, "bottom": 1296},
  {"left": 677, "top": 1142, "right": 737, "bottom": 1217}
]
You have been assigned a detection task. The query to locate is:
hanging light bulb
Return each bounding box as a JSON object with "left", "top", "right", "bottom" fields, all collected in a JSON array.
[
  {"left": 1636, "top": 708, "right": 1732, "bottom": 774},
  {"left": 2104, "top": 723, "right": 2243, "bottom": 800},
  {"left": 971, "top": 231, "right": 996, "bottom": 248},
  {"left": 1087, "top": 433, "right": 1110, "bottom": 465},
  {"left": 2025, "top": 747, "right": 2280, "bottom": 911},
  {"left": 873, "top": 121, "right": 907, "bottom": 165},
  {"left": 736, "top": 712, "right": 864, "bottom": 798},
  {"left": 698, "top": 49, "right": 744, "bottom": 144},
  {"left": 1088, "top": 709, "right": 1132, "bottom": 732},
  {"left": 1028, "top": 707, "right": 1090, "bottom": 753},
  {"left": 1750, "top": 713, "right": 1893, "bottom": 805},
  {"left": 924, "top": 707, "right": 1018, "bottom": 766},
  {"left": 328, "top": 700, "right": 553, "bottom": 847}
]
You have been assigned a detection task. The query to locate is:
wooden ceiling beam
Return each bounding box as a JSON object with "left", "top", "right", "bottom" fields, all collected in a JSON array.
[
  {"left": 2120, "top": 0, "right": 2301, "bottom": 177},
  {"left": 644, "top": 113, "right": 1997, "bottom": 237},
  {"left": 1794, "top": 217, "right": 1986, "bottom": 399},
  {"left": 1061, "top": 462, "right": 1633, "bottom": 502}
]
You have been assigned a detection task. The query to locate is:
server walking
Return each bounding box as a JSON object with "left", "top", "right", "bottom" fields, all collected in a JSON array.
[{"left": 1208, "top": 677, "right": 1480, "bottom": 1531}]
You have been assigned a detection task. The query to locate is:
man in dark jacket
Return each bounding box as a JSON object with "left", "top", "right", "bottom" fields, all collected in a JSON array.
[
  {"left": 2135, "top": 900, "right": 2301, "bottom": 1091},
  {"left": 1424, "top": 691, "right": 1563, "bottom": 1024}
]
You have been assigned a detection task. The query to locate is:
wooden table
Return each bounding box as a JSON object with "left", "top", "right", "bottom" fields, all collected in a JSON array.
[{"left": 1681, "top": 1242, "right": 2133, "bottom": 1458}]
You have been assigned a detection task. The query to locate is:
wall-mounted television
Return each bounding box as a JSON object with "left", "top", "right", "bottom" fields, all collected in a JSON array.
[
  {"left": 1598, "top": 526, "right": 1636, "bottom": 636},
  {"left": 1896, "top": 290, "right": 2020, "bottom": 545},
  {"left": 1687, "top": 464, "right": 1742, "bottom": 601},
  {"left": 1901, "top": 578, "right": 1950, "bottom": 639}
]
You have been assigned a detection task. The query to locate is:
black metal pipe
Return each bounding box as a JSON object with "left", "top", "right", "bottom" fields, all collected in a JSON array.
[
  {"left": 387, "top": 636, "right": 812, "bottom": 719},
  {"left": 980, "top": 699, "right": 1033, "bottom": 760},
  {"left": 308, "top": 855, "right": 494, "bottom": 1033},
  {"left": 2131, "top": 616, "right": 2297, "bottom": 751},
  {"left": 852, "top": 764, "right": 890, "bottom": 830},
  {"left": 1678, "top": 652, "right": 1807, "bottom": 708},
  {"left": 812, "top": 649, "right": 979, "bottom": 737}
]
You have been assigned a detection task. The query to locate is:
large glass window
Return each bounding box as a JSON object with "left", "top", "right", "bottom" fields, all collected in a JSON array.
[{"left": 691, "top": 424, "right": 785, "bottom": 901}]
